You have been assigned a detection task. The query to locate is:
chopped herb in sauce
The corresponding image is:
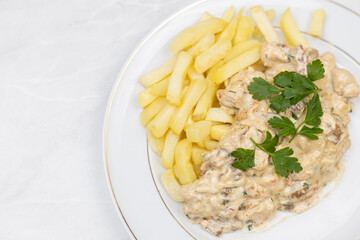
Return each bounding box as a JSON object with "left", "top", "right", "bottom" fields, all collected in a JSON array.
[
  {"left": 287, "top": 54, "right": 295, "bottom": 60},
  {"left": 282, "top": 201, "right": 292, "bottom": 207},
  {"left": 247, "top": 220, "right": 254, "bottom": 231},
  {"left": 243, "top": 191, "right": 247, "bottom": 197},
  {"left": 228, "top": 90, "right": 237, "bottom": 93}
]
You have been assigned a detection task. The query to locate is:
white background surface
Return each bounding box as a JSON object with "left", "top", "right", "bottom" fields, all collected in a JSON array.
[{"left": 0, "top": 0, "right": 358, "bottom": 240}]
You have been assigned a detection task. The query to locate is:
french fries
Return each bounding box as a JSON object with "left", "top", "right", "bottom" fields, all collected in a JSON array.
[
  {"left": 138, "top": 5, "right": 323, "bottom": 197},
  {"left": 149, "top": 76, "right": 169, "bottom": 96},
  {"left": 211, "top": 47, "right": 261, "bottom": 84},
  {"left": 204, "top": 140, "right": 218, "bottom": 151},
  {"left": 206, "top": 108, "right": 235, "bottom": 123},
  {"left": 187, "top": 66, "right": 205, "bottom": 81},
  {"left": 254, "top": 9, "right": 275, "bottom": 39},
  {"left": 161, "top": 169, "right": 184, "bottom": 202},
  {"left": 140, "top": 97, "right": 167, "bottom": 126},
  {"left": 280, "top": 8, "right": 310, "bottom": 48},
  {"left": 175, "top": 139, "right": 196, "bottom": 184},
  {"left": 147, "top": 131, "right": 165, "bottom": 156},
  {"left": 192, "top": 146, "right": 207, "bottom": 165},
  {"left": 186, "top": 120, "right": 212, "bottom": 143},
  {"left": 187, "top": 33, "right": 215, "bottom": 57},
  {"left": 138, "top": 88, "right": 158, "bottom": 108},
  {"left": 219, "top": 8, "right": 243, "bottom": 41},
  {"left": 233, "top": 16, "right": 255, "bottom": 44},
  {"left": 211, "top": 124, "right": 232, "bottom": 140},
  {"left": 162, "top": 130, "right": 180, "bottom": 169},
  {"left": 250, "top": 6, "right": 280, "bottom": 43},
  {"left": 139, "top": 54, "right": 178, "bottom": 88},
  {"left": 192, "top": 79, "right": 219, "bottom": 120},
  {"left": 224, "top": 40, "right": 261, "bottom": 62},
  {"left": 195, "top": 39, "right": 232, "bottom": 73},
  {"left": 167, "top": 51, "right": 193, "bottom": 105},
  {"left": 147, "top": 103, "right": 177, "bottom": 138},
  {"left": 222, "top": 6, "right": 236, "bottom": 22},
  {"left": 169, "top": 78, "right": 206, "bottom": 135},
  {"left": 309, "top": 9, "right": 325, "bottom": 37},
  {"left": 199, "top": 12, "right": 215, "bottom": 22},
  {"left": 170, "top": 18, "right": 227, "bottom": 53}
]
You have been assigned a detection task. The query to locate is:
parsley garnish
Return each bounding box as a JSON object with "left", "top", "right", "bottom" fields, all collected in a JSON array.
[
  {"left": 231, "top": 60, "right": 325, "bottom": 177},
  {"left": 268, "top": 92, "right": 324, "bottom": 142},
  {"left": 231, "top": 132, "right": 302, "bottom": 177},
  {"left": 307, "top": 59, "right": 325, "bottom": 81},
  {"left": 231, "top": 149, "right": 255, "bottom": 171},
  {"left": 248, "top": 59, "right": 323, "bottom": 113}
]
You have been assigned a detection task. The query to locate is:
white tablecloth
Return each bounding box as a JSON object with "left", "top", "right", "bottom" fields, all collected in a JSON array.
[{"left": 0, "top": 0, "right": 358, "bottom": 239}]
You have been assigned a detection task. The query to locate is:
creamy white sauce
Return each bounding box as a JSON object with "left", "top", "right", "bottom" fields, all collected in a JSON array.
[{"left": 180, "top": 42, "right": 359, "bottom": 236}]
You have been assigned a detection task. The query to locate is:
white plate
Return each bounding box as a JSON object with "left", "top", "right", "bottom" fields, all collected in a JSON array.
[{"left": 103, "top": 0, "right": 360, "bottom": 239}]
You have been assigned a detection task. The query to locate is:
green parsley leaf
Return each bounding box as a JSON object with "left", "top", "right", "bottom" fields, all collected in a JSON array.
[
  {"left": 272, "top": 147, "right": 303, "bottom": 177},
  {"left": 248, "top": 77, "right": 282, "bottom": 101},
  {"left": 283, "top": 73, "right": 316, "bottom": 105},
  {"left": 268, "top": 116, "right": 296, "bottom": 136},
  {"left": 256, "top": 131, "right": 279, "bottom": 153},
  {"left": 307, "top": 59, "right": 325, "bottom": 81},
  {"left": 304, "top": 92, "right": 323, "bottom": 127},
  {"left": 269, "top": 94, "right": 291, "bottom": 113},
  {"left": 273, "top": 71, "right": 295, "bottom": 88},
  {"left": 231, "top": 148, "right": 255, "bottom": 171},
  {"left": 298, "top": 126, "right": 323, "bottom": 140}
]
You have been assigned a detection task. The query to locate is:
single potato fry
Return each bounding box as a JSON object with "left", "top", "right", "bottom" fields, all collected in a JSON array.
[
  {"left": 196, "top": 141, "right": 205, "bottom": 149},
  {"left": 204, "top": 140, "right": 218, "bottom": 151},
  {"left": 280, "top": 8, "right": 310, "bottom": 48},
  {"left": 161, "top": 169, "right": 184, "bottom": 202},
  {"left": 309, "top": 9, "right": 325, "bottom": 37},
  {"left": 254, "top": 9, "right": 275, "bottom": 39},
  {"left": 192, "top": 146, "right": 207, "bottom": 165},
  {"left": 224, "top": 40, "right": 261, "bottom": 62},
  {"left": 170, "top": 18, "right": 227, "bottom": 53},
  {"left": 187, "top": 33, "right": 216, "bottom": 57},
  {"left": 162, "top": 130, "right": 180, "bottom": 169},
  {"left": 250, "top": 6, "right": 280, "bottom": 43},
  {"left": 149, "top": 76, "right": 170, "bottom": 96},
  {"left": 219, "top": 8, "right": 244, "bottom": 41},
  {"left": 187, "top": 66, "right": 205, "bottom": 81},
  {"left": 140, "top": 97, "right": 167, "bottom": 126},
  {"left": 192, "top": 78, "right": 219, "bottom": 121},
  {"left": 199, "top": 11, "right": 215, "bottom": 22},
  {"left": 147, "top": 131, "right": 165, "bottom": 156},
  {"left": 139, "top": 54, "right": 178, "bottom": 88},
  {"left": 193, "top": 164, "right": 202, "bottom": 178},
  {"left": 195, "top": 39, "right": 232, "bottom": 74},
  {"left": 170, "top": 78, "right": 206, "bottom": 135},
  {"left": 210, "top": 124, "right": 232, "bottom": 140},
  {"left": 147, "top": 103, "right": 177, "bottom": 138},
  {"left": 222, "top": 6, "right": 236, "bottom": 22},
  {"left": 206, "top": 108, "right": 234, "bottom": 123},
  {"left": 211, "top": 47, "right": 260, "bottom": 84},
  {"left": 233, "top": 16, "right": 255, "bottom": 44},
  {"left": 186, "top": 120, "right": 212, "bottom": 142},
  {"left": 175, "top": 139, "right": 196, "bottom": 184},
  {"left": 176, "top": 161, "right": 197, "bottom": 185},
  {"left": 185, "top": 111, "right": 195, "bottom": 129},
  {"left": 167, "top": 51, "right": 193, "bottom": 105},
  {"left": 138, "top": 88, "right": 158, "bottom": 108}
]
